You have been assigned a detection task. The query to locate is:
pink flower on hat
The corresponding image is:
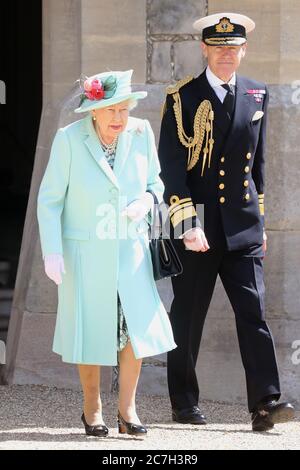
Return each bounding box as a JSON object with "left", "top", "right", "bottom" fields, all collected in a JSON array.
[
  {"left": 77, "top": 74, "right": 118, "bottom": 109},
  {"left": 83, "top": 78, "right": 105, "bottom": 101}
]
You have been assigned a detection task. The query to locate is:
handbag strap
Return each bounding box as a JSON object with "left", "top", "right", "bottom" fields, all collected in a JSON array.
[{"left": 146, "top": 189, "right": 163, "bottom": 238}]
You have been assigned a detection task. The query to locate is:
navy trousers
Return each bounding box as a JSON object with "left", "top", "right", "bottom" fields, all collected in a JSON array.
[{"left": 168, "top": 237, "right": 281, "bottom": 413}]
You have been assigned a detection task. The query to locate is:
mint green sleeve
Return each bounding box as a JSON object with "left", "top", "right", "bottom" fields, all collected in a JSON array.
[
  {"left": 37, "top": 128, "right": 71, "bottom": 258},
  {"left": 145, "top": 119, "right": 164, "bottom": 203},
  {"left": 144, "top": 119, "right": 165, "bottom": 227}
]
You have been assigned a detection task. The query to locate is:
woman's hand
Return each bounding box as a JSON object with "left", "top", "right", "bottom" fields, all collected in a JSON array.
[
  {"left": 122, "top": 193, "right": 153, "bottom": 222},
  {"left": 44, "top": 254, "right": 66, "bottom": 285}
]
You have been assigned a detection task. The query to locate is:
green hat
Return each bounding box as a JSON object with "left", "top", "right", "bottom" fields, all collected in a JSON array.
[
  {"left": 193, "top": 12, "right": 255, "bottom": 46},
  {"left": 74, "top": 69, "right": 147, "bottom": 113}
]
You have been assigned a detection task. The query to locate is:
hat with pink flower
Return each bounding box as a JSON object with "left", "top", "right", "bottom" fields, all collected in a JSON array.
[{"left": 74, "top": 69, "right": 147, "bottom": 113}]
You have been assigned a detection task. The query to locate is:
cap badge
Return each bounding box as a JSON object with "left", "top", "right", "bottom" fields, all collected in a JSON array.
[{"left": 215, "top": 17, "right": 235, "bottom": 33}]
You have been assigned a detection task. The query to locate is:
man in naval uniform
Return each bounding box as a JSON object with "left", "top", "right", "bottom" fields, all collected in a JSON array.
[{"left": 158, "top": 12, "right": 295, "bottom": 431}]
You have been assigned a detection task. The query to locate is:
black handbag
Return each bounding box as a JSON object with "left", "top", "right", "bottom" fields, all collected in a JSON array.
[{"left": 147, "top": 190, "right": 183, "bottom": 281}]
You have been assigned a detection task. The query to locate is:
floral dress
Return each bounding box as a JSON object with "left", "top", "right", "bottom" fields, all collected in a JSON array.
[{"left": 103, "top": 145, "right": 130, "bottom": 352}]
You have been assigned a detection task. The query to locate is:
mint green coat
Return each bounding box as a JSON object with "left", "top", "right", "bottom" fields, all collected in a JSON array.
[{"left": 37, "top": 115, "right": 176, "bottom": 365}]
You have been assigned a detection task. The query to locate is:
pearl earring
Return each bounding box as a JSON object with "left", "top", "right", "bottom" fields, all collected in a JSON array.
[{"left": 93, "top": 116, "right": 96, "bottom": 121}]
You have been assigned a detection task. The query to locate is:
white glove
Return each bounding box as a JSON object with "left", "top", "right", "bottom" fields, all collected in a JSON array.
[
  {"left": 122, "top": 193, "right": 153, "bottom": 222},
  {"left": 263, "top": 228, "right": 267, "bottom": 254},
  {"left": 183, "top": 227, "right": 210, "bottom": 252},
  {"left": 44, "top": 254, "right": 66, "bottom": 285}
]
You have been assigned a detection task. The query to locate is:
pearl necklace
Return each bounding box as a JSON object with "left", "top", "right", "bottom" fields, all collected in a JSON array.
[{"left": 95, "top": 125, "right": 118, "bottom": 160}]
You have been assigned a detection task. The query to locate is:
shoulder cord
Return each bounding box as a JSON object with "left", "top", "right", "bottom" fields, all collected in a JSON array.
[{"left": 172, "top": 92, "right": 214, "bottom": 176}]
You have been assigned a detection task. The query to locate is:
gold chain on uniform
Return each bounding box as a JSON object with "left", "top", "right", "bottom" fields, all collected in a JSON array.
[{"left": 167, "top": 76, "right": 215, "bottom": 176}]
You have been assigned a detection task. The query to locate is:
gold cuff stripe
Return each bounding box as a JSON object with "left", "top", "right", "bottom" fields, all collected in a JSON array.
[
  {"left": 169, "top": 197, "right": 192, "bottom": 212},
  {"left": 169, "top": 201, "right": 194, "bottom": 217},
  {"left": 171, "top": 205, "right": 197, "bottom": 228},
  {"left": 259, "top": 204, "right": 265, "bottom": 216},
  {"left": 258, "top": 194, "right": 265, "bottom": 216}
]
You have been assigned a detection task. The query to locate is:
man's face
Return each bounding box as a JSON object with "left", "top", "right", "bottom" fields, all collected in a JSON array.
[{"left": 201, "top": 43, "right": 247, "bottom": 79}]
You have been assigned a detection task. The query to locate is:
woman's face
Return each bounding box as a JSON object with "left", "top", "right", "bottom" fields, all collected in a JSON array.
[{"left": 92, "top": 100, "right": 130, "bottom": 142}]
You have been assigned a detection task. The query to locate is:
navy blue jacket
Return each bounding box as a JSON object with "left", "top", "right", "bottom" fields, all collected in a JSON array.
[{"left": 158, "top": 70, "right": 268, "bottom": 251}]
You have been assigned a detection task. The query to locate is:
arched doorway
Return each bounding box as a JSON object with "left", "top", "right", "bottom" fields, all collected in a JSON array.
[{"left": 0, "top": 0, "right": 42, "bottom": 351}]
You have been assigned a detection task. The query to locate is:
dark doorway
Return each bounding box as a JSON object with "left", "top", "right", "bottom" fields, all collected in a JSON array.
[{"left": 0, "top": 0, "right": 42, "bottom": 344}]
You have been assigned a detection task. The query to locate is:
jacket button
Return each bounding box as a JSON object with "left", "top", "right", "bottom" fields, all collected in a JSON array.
[
  {"left": 246, "top": 152, "right": 251, "bottom": 160},
  {"left": 219, "top": 183, "right": 225, "bottom": 190},
  {"left": 244, "top": 166, "right": 250, "bottom": 173},
  {"left": 220, "top": 157, "right": 225, "bottom": 163},
  {"left": 244, "top": 193, "right": 250, "bottom": 201},
  {"left": 219, "top": 170, "right": 225, "bottom": 176},
  {"left": 244, "top": 180, "right": 249, "bottom": 187},
  {"left": 219, "top": 197, "right": 225, "bottom": 204}
]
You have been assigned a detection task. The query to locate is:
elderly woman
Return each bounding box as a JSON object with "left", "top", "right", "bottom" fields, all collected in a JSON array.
[{"left": 37, "top": 70, "right": 176, "bottom": 437}]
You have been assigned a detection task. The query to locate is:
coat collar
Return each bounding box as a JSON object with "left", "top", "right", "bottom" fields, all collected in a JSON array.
[{"left": 81, "top": 115, "right": 135, "bottom": 188}]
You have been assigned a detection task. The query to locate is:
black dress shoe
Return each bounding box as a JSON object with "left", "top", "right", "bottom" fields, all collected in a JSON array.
[
  {"left": 81, "top": 413, "right": 109, "bottom": 437},
  {"left": 252, "top": 401, "right": 295, "bottom": 432},
  {"left": 118, "top": 411, "right": 147, "bottom": 435},
  {"left": 172, "top": 406, "right": 207, "bottom": 425}
]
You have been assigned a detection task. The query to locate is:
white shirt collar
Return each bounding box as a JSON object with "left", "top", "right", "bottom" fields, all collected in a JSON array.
[{"left": 206, "top": 66, "right": 236, "bottom": 88}]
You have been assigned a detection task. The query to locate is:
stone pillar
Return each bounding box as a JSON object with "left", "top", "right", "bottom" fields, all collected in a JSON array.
[
  {"left": 0, "top": 0, "right": 84, "bottom": 388},
  {"left": 1, "top": 0, "right": 148, "bottom": 390},
  {"left": 81, "top": 0, "right": 146, "bottom": 82}
]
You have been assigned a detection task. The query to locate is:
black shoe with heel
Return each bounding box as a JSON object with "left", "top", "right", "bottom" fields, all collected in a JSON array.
[
  {"left": 118, "top": 411, "right": 147, "bottom": 435},
  {"left": 81, "top": 413, "right": 109, "bottom": 437}
]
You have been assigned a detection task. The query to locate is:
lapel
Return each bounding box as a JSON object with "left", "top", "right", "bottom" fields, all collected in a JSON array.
[
  {"left": 223, "top": 76, "right": 254, "bottom": 154},
  {"left": 193, "top": 71, "right": 231, "bottom": 137},
  {"left": 82, "top": 115, "right": 134, "bottom": 188},
  {"left": 113, "top": 120, "right": 134, "bottom": 179}
]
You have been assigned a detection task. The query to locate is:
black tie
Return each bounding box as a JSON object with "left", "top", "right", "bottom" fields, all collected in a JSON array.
[{"left": 221, "top": 83, "right": 235, "bottom": 120}]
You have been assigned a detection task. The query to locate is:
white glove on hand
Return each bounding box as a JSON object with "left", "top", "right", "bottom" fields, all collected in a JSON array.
[
  {"left": 263, "top": 228, "right": 267, "bottom": 254},
  {"left": 183, "top": 227, "right": 210, "bottom": 252},
  {"left": 122, "top": 193, "right": 153, "bottom": 222},
  {"left": 44, "top": 254, "right": 66, "bottom": 285}
]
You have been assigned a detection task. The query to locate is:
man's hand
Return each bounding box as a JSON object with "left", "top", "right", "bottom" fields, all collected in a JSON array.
[
  {"left": 263, "top": 229, "right": 267, "bottom": 254},
  {"left": 183, "top": 227, "right": 210, "bottom": 252},
  {"left": 44, "top": 254, "right": 66, "bottom": 285}
]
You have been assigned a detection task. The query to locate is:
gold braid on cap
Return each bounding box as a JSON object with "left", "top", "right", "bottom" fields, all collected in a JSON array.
[{"left": 167, "top": 76, "right": 214, "bottom": 176}]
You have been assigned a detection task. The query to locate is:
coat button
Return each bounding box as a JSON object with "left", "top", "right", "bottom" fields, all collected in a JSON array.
[
  {"left": 220, "top": 157, "right": 225, "bottom": 163},
  {"left": 244, "top": 180, "right": 249, "bottom": 187},
  {"left": 244, "top": 166, "right": 250, "bottom": 173},
  {"left": 219, "top": 170, "right": 225, "bottom": 176},
  {"left": 246, "top": 152, "right": 251, "bottom": 160},
  {"left": 219, "top": 197, "right": 225, "bottom": 204},
  {"left": 244, "top": 193, "right": 250, "bottom": 201},
  {"left": 219, "top": 183, "right": 225, "bottom": 190}
]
